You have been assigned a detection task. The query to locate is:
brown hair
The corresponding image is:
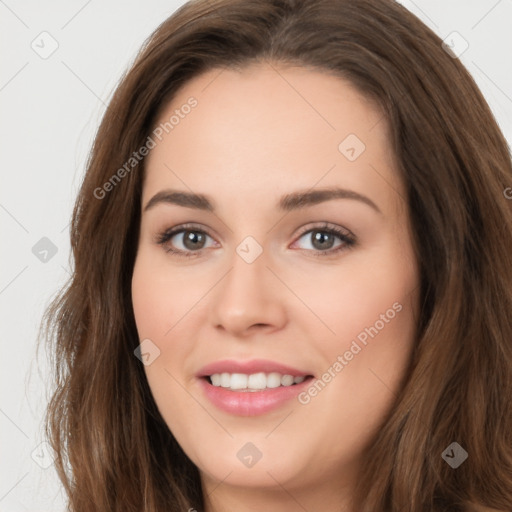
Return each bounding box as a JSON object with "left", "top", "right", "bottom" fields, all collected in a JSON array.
[{"left": 41, "top": 0, "right": 512, "bottom": 510}]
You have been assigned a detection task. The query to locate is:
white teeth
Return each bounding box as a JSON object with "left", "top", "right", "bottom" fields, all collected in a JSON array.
[
  {"left": 248, "top": 372, "right": 267, "bottom": 389},
  {"left": 266, "top": 372, "right": 282, "bottom": 388},
  {"left": 230, "top": 373, "right": 248, "bottom": 390},
  {"left": 281, "top": 374, "right": 294, "bottom": 386},
  {"left": 208, "top": 372, "right": 308, "bottom": 391},
  {"left": 220, "top": 372, "right": 231, "bottom": 388}
]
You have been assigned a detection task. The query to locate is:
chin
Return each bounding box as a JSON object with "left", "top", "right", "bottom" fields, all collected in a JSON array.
[{"left": 197, "top": 454, "right": 306, "bottom": 489}]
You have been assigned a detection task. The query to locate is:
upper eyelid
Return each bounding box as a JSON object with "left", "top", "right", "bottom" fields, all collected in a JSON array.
[
  {"left": 162, "top": 223, "right": 217, "bottom": 240},
  {"left": 295, "top": 222, "right": 353, "bottom": 237}
]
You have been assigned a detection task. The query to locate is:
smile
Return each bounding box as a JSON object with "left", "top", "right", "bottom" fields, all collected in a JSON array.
[
  {"left": 208, "top": 372, "right": 307, "bottom": 391},
  {"left": 196, "top": 359, "right": 315, "bottom": 416}
]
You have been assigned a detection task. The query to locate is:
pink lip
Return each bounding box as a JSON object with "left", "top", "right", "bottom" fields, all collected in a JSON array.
[
  {"left": 198, "top": 378, "right": 313, "bottom": 416},
  {"left": 196, "top": 359, "right": 314, "bottom": 417},
  {"left": 196, "top": 358, "right": 311, "bottom": 378}
]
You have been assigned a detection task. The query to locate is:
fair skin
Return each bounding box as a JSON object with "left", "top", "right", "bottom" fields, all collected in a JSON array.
[{"left": 131, "top": 61, "right": 420, "bottom": 512}]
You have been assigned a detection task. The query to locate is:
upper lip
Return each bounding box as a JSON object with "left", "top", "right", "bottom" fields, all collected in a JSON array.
[{"left": 196, "top": 359, "right": 313, "bottom": 378}]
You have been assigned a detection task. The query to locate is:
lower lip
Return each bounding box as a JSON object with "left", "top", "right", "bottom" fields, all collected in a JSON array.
[{"left": 198, "top": 377, "right": 314, "bottom": 416}]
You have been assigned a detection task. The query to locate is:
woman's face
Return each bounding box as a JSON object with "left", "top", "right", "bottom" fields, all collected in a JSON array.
[{"left": 132, "top": 62, "right": 419, "bottom": 506}]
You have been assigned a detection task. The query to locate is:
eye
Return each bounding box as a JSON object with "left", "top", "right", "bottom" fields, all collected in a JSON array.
[
  {"left": 292, "top": 223, "right": 355, "bottom": 256},
  {"left": 156, "top": 223, "right": 217, "bottom": 257},
  {"left": 156, "top": 222, "right": 356, "bottom": 258}
]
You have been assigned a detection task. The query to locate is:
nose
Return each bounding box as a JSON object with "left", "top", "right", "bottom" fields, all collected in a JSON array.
[{"left": 209, "top": 246, "right": 288, "bottom": 338}]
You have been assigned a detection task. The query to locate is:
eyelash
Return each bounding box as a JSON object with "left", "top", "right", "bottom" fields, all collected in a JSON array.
[{"left": 155, "top": 222, "right": 356, "bottom": 258}]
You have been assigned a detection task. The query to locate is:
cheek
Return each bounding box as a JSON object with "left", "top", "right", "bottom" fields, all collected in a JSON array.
[
  {"left": 291, "top": 242, "right": 419, "bottom": 416},
  {"left": 131, "top": 255, "right": 198, "bottom": 435},
  {"left": 131, "top": 248, "right": 213, "bottom": 379},
  {"left": 131, "top": 252, "right": 184, "bottom": 384},
  {"left": 289, "top": 249, "right": 417, "bottom": 353},
  {"left": 131, "top": 248, "right": 207, "bottom": 339},
  {"left": 293, "top": 289, "right": 417, "bottom": 465},
  {"left": 302, "top": 248, "right": 418, "bottom": 429}
]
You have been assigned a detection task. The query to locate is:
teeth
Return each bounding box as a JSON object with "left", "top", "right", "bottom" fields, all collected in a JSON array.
[
  {"left": 230, "top": 373, "right": 248, "bottom": 390},
  {"left": 220, "top": 373, "right": 231, "bottom": 388},
  {"left": 208, "top": 372, "right": 308, "bottom": 391},
  {"left": 266, "top": 372, "right": 281, "bottom": 388},
  {"left": 281, "top": 374, "right": 294, "bottom": 386}
]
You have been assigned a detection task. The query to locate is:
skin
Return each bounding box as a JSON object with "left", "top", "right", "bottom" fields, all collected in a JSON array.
[{"left": 131, "top": 61, "right": 420, "bottom": 512}]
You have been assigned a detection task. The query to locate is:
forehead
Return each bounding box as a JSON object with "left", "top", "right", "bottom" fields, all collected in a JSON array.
[{"left": 143, "top": 62, "right": 403, "bottom": 214}]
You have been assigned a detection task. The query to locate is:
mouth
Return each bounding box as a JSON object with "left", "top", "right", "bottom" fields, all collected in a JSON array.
[
  {"left": 196, "top": 359, "right": 315, "bottom": 416},
  {"left": 202, "top": 372, "right": 314, "bottom": 392}
]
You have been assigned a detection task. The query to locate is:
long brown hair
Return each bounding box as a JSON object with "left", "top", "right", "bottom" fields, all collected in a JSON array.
[{"left": 41, "top": 0, "right": 512, "bottom": 510}]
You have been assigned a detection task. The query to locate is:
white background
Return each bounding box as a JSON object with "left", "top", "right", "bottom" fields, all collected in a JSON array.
[{"left": 1, "top": 1, "right": 511, "bottom": 510}]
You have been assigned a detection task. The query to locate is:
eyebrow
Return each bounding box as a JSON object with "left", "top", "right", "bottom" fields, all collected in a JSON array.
[{"left": 143, "top": 187, "right": 381, "bottom": 214}]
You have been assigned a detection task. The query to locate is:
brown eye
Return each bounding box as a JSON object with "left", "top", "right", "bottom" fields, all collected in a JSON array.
[
  {"left": 293, "top": 225, "right": 355, "bottom": 255},
  {"left": 181, "top": 230, "right": 207, "bottom": 250},
  {"left": 156, "top": 225, "right": 216, "bottom": 256},
  {"left": 310, "top": 230, "right": 336, "bottom": 251}
]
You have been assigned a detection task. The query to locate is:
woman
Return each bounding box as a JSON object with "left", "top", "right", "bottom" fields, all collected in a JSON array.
[{"left": 42, "top": 0, "right": 512, "bottom": 510}]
